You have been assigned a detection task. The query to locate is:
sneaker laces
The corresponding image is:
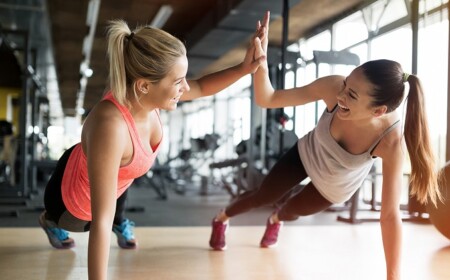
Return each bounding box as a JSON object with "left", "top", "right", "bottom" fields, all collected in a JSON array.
[
  {"left": 212, "top": 221, "right": 226, "bottom": 242},
  {"left": 49, "top": 227, "right": 70, "bottom": 241},
  {"left": 115, "top": 219, "right": 135, "bottom": 240},
  {"left": 266, "top": 222, "right": 281, "bottom": 240}
]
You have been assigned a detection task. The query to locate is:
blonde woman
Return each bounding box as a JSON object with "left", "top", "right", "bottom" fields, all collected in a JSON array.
[{"left": 39, "top": 18, "right": 266, "bottom": 279}]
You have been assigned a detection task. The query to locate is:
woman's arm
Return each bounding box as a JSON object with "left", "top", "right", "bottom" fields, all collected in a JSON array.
[
  {"left": 252, "top": 18, "right": 343, "bottom": 109},
  {"left": 84, "top": 104, "right": 128, "bottom": 280},
  {"left": 181, "top": 12, "right": 269, "bottom": 101},
  {"left": 254, "top": 70, "right": 344, "bottom": 109},
  {"left": 377, "top": 132, "right": 404, "bottom": 280}
]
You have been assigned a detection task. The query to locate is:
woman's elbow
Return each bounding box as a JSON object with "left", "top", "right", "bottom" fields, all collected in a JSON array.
[
  {"left": 254, "top": 96, "right": 270, "bottom": 108},
  {"left": 254, "top": 91, "right": 277, "bottom": 108},
  {"left": 380, "top": 210, "right": 402, "bottom": 226}
]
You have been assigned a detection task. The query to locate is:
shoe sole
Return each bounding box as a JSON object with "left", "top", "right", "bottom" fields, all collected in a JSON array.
[
  {"left": 39, "top": 212, "right": 74, "bottom": 249},
  {"left": 211, "top": 244, "right": 227, "bottom": 251},
  {"left": 260, "top": 242, "right": 278, "bottom": 248},
  {"left": 117, "top": 241, "right": 137, "bottom": 249},
  {"left": 113, "top": 229, "right": 138, "bottom": 249}
]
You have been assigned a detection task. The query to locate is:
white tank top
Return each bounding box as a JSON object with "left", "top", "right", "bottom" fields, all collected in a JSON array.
[{"left": 297, "top": 105, "right": 399, "bottom": 204}]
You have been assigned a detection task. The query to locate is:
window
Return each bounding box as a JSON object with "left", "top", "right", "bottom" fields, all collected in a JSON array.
[
  {"left": 299, "top": 31, "right": 331, "bottom": 61},
  {"left": 418, "top": 11, "right": 448, "bottom": 166},
  {"left": 420, "top": 0, "right": 449, "bottom": 14},
  {"left": 333, "top": 11, "right": 368, "bottom": 50},
  {"left": 374, "top": 0, "right": 408, "bottom": 28},
  {"left": 370, "top": 26, "right": 413, "bottom": 70},
  {"left": 348, "top": 43, "right": 368, "bottom": 63}
]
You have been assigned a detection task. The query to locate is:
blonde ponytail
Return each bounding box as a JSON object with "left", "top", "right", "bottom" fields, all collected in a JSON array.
[{"left": 106, "top": 19, "right": 131, "bottom": 106}]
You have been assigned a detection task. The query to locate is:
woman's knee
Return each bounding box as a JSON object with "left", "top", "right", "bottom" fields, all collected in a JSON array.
[
  {"left": 57, "top": 211, "right": 90, "bottom": 232},
  {"left": 278, "top": 199, "right": 332, "bottom": 221},
  {"left": 278, "top": 206, "right": 318, "bottom": 221},
  {"left": 277, "top": 208, "right": 300, "bottom": 221}
]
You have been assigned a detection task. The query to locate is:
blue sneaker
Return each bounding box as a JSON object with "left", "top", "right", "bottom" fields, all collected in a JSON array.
[
  {"left": 112, "top": 219, "right": 137, "bottom": 249},
  {"left": 39, "top": 211, "right": 75, "bottom": 249}
]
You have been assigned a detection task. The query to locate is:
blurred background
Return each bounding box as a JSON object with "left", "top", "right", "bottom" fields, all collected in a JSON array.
[{"left": 0, "top": 0, "right": 448, "bottom": 227}]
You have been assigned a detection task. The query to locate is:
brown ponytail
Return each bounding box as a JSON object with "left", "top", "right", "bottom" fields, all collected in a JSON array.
[
  {"left": 361, "top": 59, "right": 442, "bottom": 207},
  {"left": 404, "top": 75, "right": 442, "bottom": 206}
]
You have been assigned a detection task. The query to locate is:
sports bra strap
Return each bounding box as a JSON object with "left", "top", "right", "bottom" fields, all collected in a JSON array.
[{"left": 369, "top": 120, "right": 401, "bottom": 154}]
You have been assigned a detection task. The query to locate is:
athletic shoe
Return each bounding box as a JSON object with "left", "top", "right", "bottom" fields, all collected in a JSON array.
[
  {"left": 260, "top": 217, "right": 283, "bottom": 248},
  {"left": 112, "top": 219, "right": 137, "bottom": 249},
  {"left": 209, "top": 219, "right": 228, "bottom": 250},
  {"left": 38, "top": 211, "right": 75, "bottom": 249}
]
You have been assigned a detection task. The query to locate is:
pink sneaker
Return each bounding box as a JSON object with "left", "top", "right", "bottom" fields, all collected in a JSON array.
[
  {"left": 260, "top": 217, "right": 283, "bottom": 248},
  {"left": 209, "top": 219, "right": 228, "bottom": 250}
]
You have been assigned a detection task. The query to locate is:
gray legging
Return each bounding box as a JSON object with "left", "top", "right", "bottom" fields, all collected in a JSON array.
[{"left": 225, "top": 143, "right": 333, "bottom": 221}]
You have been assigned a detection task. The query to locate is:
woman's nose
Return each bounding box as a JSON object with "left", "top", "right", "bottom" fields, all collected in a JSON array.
[{"left": 183, "top": 79, "right": 190, "bottom": 92}]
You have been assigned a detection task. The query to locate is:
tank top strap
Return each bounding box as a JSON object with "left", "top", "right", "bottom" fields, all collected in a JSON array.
[
  {"left": 102, "top": 92, "right": 141, "bottom": 147},
  {"left": 102, "top": 92, "right": 133, "bottom": 120},
  {"left": 368, "top": 120, "right": 401, "bottom": 154}
]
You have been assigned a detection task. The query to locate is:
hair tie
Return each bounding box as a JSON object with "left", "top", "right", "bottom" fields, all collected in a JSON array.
[
  {"left": 127, "top": 32, "right": 135, "bottom": 40},
  {"left": 402, "top": 72, "right": 410, "bottom": 83}
]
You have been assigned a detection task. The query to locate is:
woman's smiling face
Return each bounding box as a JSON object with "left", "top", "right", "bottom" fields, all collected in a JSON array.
[
  {"left": 141, "top": 55, "right": 190, "bottom": 111},
  {"left": 336, "top": 67, "right": 380, "bottom": 121}
]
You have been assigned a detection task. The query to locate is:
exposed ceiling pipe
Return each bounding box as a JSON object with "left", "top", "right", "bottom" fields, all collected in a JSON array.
[
  {"left": 41, "top": 0, "right": 64, "bottom": 123},
  {"left": 150, "top": 5, "right": 173, "bottom": 28},
  {"left": 185, "top": 0, "right": 301, "bottom": 77},
  {"left": 280, "top": 0, "right": 289, "bottom": 89},
  {"left": 0, "top": 3, "right": 44, "bottom": 12},
  {"left": 76, "top": 0, "right": 101, "bottom": 119}
]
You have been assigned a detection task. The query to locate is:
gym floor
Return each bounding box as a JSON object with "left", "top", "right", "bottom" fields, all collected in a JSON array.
[
  {"left": 0, "top": 182, "right": 449, "bottom": 279},
  {"left": 0, "top": 180, "right": 341, "bottom": 227}
]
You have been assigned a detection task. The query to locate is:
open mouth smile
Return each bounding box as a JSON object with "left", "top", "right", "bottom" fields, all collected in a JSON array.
[{"left": 338, "top": 102, "right": 349, "bottom": 111}]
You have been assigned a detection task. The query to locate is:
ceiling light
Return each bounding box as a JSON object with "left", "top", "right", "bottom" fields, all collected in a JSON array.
[
  {"left": 150, "top": 5, "right": 173, "bottom": 28},
  {"left": 84, "top": 68, "right": 93, "bottom": 78}
]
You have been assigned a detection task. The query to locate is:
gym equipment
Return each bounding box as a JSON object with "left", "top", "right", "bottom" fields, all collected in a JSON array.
[
  {"left": 335, "top": 170, "right": 431, "bottom": 224},
  {"left": 136, "top": 133, "right": 221, "bottom": 200},
  {"left": 210, "top": 117, "right": 298, "bottom": 200},
  {"left": 427, "top": 163, "right": 450, "bottom": 239},
  {"left": 209, "top": 156, "right": 250, "bottom": 198}
]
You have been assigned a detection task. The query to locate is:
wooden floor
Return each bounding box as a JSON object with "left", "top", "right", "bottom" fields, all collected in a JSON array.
[{"left": 0, "top": 224, "right": 449, "bottom": 280}]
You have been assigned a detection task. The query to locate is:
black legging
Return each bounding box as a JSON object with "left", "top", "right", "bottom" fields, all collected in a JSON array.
[
  {"left": 225, "top": 143, "right": 333, "bottom": 221},
  {"left": 44, "top": 145, "right": 129, "bottom": 232}
]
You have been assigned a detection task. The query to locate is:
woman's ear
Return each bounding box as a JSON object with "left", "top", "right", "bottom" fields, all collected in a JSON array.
[
  {"left": 135, "top": 79, "right": 149, "bottom": 94},
  {"left": 372, "top": 105, "right": 387, "bottom": 117}
]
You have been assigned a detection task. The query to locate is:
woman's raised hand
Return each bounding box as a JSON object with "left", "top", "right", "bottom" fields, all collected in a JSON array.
[{"left": 242, "top": 11, "right": 270, "bottom": 74}]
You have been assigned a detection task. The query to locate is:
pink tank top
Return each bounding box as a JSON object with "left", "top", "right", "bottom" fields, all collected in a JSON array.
[{"left": 61, "top": 92, "right": 162, "bottom": 221}]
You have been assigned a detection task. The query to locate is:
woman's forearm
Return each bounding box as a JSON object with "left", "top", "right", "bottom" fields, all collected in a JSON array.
[
  {"left": 253, "top": 64, "right": 275, "bottom": 108},
  {"left": 380, "top": 214, "right": 403, "bottom": 280},
  {"left": 195, "top": 63, "right": 248, "bottom": 96},
  {"left": 88, "top": 221, "right": 113, "bottom": 280}
]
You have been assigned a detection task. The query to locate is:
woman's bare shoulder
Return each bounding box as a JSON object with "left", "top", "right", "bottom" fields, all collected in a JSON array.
[
  {"left": 86, "top": 100, "right": 124, "bottom": 123},
  {"left": 373, "top": 119, "right": 404, "bottom": 159},
  {"left": 82, "top": 100, "right": 127, "bottom": 141}
]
